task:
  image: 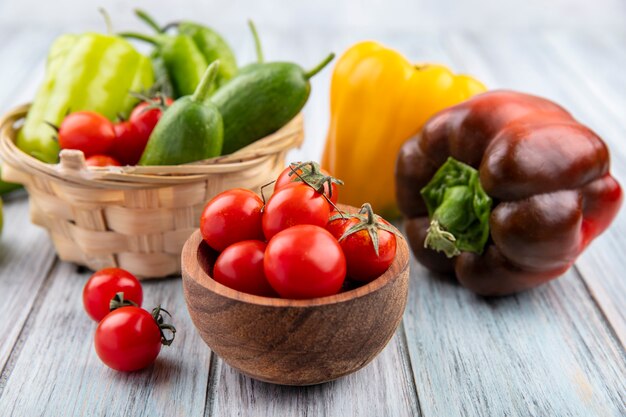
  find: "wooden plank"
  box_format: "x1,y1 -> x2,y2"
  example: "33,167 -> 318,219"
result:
208,325 -> 420,417
404,260 -> 626,417
0,263 -> 211,417
0,198 -> 56,372
444,30 -> 626,345
0,28 -> 61,373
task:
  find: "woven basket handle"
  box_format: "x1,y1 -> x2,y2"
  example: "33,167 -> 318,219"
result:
59,149 -> 87,172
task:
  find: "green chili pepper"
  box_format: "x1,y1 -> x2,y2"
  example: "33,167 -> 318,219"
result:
17,33 -> 154,163
123,10 -> 237,95
139,61 -> 223,166
122,10 -> 213,98
420,157 -> 493,257
177,22 -> 237,87
120,32 -> 207,99
148,51 -> 175,98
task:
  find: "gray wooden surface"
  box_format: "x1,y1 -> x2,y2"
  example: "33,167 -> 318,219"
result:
0,1 -> 625,416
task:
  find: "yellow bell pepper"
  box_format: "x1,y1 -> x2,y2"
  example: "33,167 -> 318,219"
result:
322,41 -> 486,217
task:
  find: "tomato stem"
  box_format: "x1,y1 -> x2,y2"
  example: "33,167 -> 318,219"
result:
260,180 -> 277,208
109,292 -> 138,312
152,306 -> 176,346
286,161 -> 345,216
329,203 -> 402,257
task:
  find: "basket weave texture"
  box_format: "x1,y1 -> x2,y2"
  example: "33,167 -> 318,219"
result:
0,105 -> 303,279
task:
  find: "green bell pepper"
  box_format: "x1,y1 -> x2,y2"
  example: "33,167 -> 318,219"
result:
17,33 -> 154,163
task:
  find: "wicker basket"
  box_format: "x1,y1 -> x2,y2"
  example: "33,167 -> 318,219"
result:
0,104 -> 304,279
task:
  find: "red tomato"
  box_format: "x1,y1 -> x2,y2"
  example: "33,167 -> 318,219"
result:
264,225 -> 346,299
83,268 -> 143,321
94,306 -> 162,372
262,184 -> 331,240
326,210 -> 397,282
200,188 -> 265,251
58,111 -> 116,157
85,155 -> 122,167
130,98 -> 173,138
213,240 -> 276,297
111,98 -> 173,165
111,121 -> 142,165
275,164 -> 339,204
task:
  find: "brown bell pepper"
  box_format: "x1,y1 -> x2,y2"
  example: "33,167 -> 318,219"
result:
395,90 -> 623,296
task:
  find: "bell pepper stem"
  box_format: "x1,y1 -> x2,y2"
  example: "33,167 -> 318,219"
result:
118,32 -> 159,46
98,8 -> 114,34
421,157 -> 493,257
134,9 -> 164,33
192,61 -> 220,103
248,20 -> 264,63
305,53 -> 335,79
424,219 -> 461,258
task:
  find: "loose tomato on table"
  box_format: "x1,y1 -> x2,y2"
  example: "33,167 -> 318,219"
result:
82,268 -> 143,322
94,306 -> 175,372
327,204 -> 398,282
85,155 -> 122,167
264,225 -> 346,299
262,183 -> 331,240
213,240 -> 276,297
200,188 -> 265,251
58,111 -> 116,157
274,161 -> 343,204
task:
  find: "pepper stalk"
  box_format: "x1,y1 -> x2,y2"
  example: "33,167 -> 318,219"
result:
420,157 -> 492,258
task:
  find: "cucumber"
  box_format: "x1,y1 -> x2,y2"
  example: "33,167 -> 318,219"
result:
212,54 -> 333,155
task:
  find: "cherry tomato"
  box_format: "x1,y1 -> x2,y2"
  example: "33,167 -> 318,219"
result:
83,268 -> 143,322
111,121 -> 142,165
326,208 -> 397,282
110,98 -> 173,165
213,240 -> 276,297
275,164 -> 339,204
85,155 -> 122,167
200,188 -> 265,251
58,111 -> 116,157
94,306 -> 162,372
129,97 -> 173,141
262,184 -> 331,240
264,225 -> 346,299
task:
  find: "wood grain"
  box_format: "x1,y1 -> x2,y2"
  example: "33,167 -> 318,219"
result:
0,29 -> 60,374
182,229 -> 410,386
0,198 -> 56,372
207,326 -> 421,417
0,262 -> 211,417
403,258 -> 626,417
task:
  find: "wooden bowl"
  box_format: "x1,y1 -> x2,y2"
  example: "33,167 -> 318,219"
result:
181,222 -> 410,386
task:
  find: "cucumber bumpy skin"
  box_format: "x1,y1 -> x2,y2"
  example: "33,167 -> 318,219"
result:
139,62 -> 223,165
212,53 -> 334,155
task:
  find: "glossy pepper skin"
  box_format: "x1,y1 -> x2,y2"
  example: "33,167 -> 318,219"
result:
16,33 -> 154,163
120,31 -> 208,99
124,10 -> 237,97
177,22 -> 238,87
322,41 -> 486,218
396,90 -> 623,296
